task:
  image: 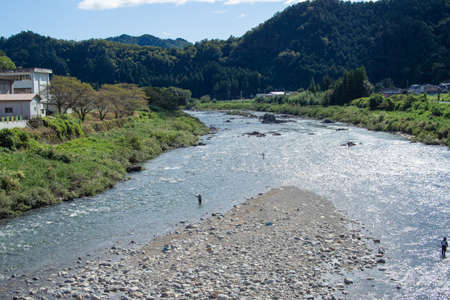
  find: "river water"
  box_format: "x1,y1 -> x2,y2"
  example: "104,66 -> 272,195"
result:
0,111 -> 449,299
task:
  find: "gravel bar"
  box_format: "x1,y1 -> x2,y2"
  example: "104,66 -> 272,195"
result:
6,186 -> 386,299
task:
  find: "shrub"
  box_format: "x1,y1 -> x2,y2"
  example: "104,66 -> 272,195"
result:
0,128 -> 30,150
12,187 -> 58,211
43,115 -> 84,140
369,94 -> 384,110
0,190 -> 13,217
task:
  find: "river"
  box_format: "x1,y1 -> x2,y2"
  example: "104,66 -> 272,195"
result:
0,111 -> 449,299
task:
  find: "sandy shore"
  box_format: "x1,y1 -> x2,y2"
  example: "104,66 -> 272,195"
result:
6,187 -> 385,299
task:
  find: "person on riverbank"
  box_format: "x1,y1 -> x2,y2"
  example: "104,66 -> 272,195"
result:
441,237 -> 448,258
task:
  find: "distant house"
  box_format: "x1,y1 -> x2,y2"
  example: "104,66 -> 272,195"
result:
424,84 -> 440,95
407,83 -> 442,95
0,68 -> 52,120
381,88 -> 403,98
408,84 -> 425,94
269,91 -> 286,96
256,91 -> 286,98
0,94 -> 43,120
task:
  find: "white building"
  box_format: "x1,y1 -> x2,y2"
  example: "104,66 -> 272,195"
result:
0,68 -> 52,120
0,94 -> 43,120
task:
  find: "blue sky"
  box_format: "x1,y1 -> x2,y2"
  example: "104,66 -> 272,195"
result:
1,0 -> 370,42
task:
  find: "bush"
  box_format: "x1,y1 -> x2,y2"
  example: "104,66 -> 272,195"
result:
43,115 -> 84,140
0,128 -> 31,150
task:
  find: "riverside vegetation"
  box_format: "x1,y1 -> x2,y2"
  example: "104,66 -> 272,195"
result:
0,111 -> 208,218
191,91 -> 450,148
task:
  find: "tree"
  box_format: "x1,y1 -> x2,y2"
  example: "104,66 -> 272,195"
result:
71,83 -> 95,121
116,83 -> 147,116
308,77 -> 319,93
168,87 -> 192,106
45,76 -> 92,114
100,84 -> 147,118
321,74 -> 332,91
0,56 -> 16,70
329,67 -> 372,105
95,87 -> 113,120
145,87 -> 180,111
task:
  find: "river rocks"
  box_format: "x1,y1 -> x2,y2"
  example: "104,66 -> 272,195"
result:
260,113 -> 288,124
244,131 -> 266,137
344,278 -> 354,285
10,187 -> 381,299
341,141 -> 357,147
126,165 -> 142,172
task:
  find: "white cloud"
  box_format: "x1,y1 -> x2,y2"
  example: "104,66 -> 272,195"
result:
238,13 -> 246,18
78,0 -> 214,10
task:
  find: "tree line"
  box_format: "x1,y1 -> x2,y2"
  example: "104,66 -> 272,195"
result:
1,0 -> 448,100
46,76 -> 192,121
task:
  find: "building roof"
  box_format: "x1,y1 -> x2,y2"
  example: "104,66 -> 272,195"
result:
0,93 -> 40,102
0,68 -> 52,74
0,68 -> 52,80
381,88 -> 403,93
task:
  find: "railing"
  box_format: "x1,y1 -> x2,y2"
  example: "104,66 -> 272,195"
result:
0,115 -> 27,122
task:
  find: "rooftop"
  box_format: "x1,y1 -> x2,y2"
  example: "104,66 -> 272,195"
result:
0,68 -> 53,80
0,93 -> 40,101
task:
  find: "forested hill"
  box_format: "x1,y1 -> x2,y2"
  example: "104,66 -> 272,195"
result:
106,34 -> 191,49
228,0 -> 450,89
0,0 -> 448,99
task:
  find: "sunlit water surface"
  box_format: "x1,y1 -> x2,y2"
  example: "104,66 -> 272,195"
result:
0,111 -> 448,299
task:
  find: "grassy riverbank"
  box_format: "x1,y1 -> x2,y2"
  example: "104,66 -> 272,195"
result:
192,96 -> 450,147
0,111 -> 208,218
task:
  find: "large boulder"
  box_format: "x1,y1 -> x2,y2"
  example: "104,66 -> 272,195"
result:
260,113 -> 283,124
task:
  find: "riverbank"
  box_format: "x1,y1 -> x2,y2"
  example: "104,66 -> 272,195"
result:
5,187 -> 388,299
0,111 -> 208,218
192,101 -> 450,148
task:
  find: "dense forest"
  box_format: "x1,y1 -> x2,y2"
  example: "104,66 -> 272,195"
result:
106,34 -> 191,49
0,0 -> 448,99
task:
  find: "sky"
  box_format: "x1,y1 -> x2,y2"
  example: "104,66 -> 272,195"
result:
1,0 -> 372,43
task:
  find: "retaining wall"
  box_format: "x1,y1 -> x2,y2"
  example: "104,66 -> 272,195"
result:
0,120 -> 28,129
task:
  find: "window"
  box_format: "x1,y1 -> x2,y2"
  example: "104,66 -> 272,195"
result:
14,88 -> 32,93
5,107 -> 13,114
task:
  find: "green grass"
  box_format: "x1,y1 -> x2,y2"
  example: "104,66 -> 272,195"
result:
0,111 -> 208,218
428,93 -> 450,102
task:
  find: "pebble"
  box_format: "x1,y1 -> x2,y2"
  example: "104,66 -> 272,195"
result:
10,187 -> 382,299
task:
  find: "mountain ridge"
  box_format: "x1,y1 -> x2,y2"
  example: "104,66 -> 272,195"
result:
105,34 -> 191,49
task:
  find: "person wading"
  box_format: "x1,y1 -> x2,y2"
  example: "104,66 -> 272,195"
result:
197,194 -> 202,206
441,237 -> 448,258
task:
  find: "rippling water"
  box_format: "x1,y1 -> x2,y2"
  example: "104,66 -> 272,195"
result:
0,111 -> 449,299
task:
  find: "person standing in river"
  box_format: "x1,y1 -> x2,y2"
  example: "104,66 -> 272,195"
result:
441,237 -> 448,258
